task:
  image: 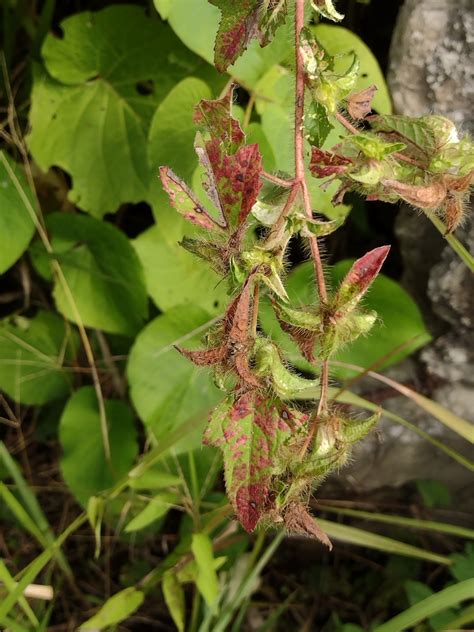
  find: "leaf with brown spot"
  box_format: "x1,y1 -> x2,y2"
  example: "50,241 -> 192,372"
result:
347,85 -> 377,120
310,148 -> 352,179
205,392 -> 293,532
160,167 -> 224,231
209,0 -> 289,73
194,87 -> 245,153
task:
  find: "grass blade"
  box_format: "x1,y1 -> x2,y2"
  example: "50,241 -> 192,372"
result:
0,560 -> 39,627
335,389 -> 474,471
373,578 -> 474,632
429,214 -> 474,272
332,363 -> 474,443
316,519 -> 451,565
0,514 -> 86,621
318,504 -> 474,539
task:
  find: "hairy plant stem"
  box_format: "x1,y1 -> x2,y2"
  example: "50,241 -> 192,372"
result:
294,0 -> 329,438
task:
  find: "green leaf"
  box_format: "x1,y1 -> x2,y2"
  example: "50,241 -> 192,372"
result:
0,311 -> 79,405
373,579 -> 474,632
191,533 -> 219,608
59,386 -> 138,505
162,571 -> 186,632
128,469 -> 182,490
0,152 -> 36,273
124,493 -> 178,532
127,306 -> 221,444
79,587 -> 145,630
153,0 -> 172,19
318,504 -> 474,540
450,544 -> 474,582
33,213 -> 147,336
134,222 -> 228,316
312,24 -> 392,115
416,480 -> 451,508
305,101 -> 334,147
149,77 -> 212,184
27,6 -> 214,216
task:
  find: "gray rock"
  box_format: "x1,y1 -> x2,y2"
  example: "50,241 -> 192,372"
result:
328,0 -> 474,496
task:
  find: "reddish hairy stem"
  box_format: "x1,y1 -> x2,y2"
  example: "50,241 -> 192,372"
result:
251,283 -> 260,337
294,0 -> 329,431
261,171 -> 294,188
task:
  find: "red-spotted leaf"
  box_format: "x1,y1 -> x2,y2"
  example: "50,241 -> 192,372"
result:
159,167 -> 225,231
335,245 -> 390,311
310,148 -> 353,179
204,391 -> 293,532
203,138 -> 263,229
194,87 -> 245,153
209,0 -> 288,72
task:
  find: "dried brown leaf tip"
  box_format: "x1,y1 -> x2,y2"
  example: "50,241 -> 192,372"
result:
346,85 -> 377,120
283,502 -> 332,549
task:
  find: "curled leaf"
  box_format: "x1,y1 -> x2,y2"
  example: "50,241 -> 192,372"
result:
382,179 -> 447,211
254,339 -> 318,399
311,0 -> 344,22
346,85 -> 377,120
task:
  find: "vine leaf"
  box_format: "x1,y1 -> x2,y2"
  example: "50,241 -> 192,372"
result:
209,0 -> 288,72
28,5 -> 208,216
204,391 -> 293,532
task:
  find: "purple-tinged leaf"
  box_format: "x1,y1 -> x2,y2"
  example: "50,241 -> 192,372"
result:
210,0 -> 261,72
194,87 -> 245,153
209,0 -> 289,73
205,139 -> 263,229
159,167 -> 224,231
335,245 -> 390,311
310,148 -> 352,179
177,275 -> 261,388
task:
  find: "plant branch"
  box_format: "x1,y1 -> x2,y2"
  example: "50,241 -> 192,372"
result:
294,0 -> 329,433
